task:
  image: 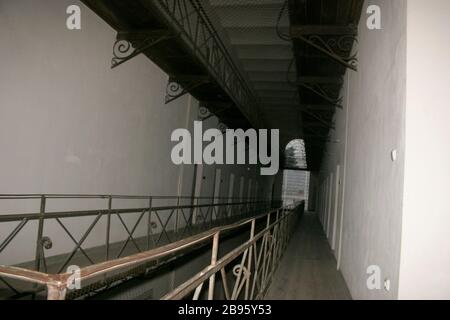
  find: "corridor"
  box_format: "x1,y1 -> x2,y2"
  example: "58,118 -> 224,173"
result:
0,0 -> 449,302
266,213 -> 351,300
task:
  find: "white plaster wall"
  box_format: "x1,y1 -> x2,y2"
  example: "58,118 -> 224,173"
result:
318,0 -> 407,299
0,0 -> 188,197
398,0 -> 450,300
318,71 -> 350,265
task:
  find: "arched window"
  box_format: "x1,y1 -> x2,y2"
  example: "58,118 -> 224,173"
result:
283,139 -> 309,208
285,139 -> 307,169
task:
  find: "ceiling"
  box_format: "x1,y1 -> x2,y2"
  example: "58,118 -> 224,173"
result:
205,0 -> 301,150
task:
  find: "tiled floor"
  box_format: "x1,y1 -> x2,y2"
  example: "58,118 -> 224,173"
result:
265,212 -> 352,300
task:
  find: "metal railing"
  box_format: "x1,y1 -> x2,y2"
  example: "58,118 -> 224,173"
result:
152,0 -> 262,127
163,202 -> 304,300
0,199 -> 303,300
0,194 -> 275,299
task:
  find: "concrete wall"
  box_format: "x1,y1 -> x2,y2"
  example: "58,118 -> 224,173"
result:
398,0 -> 450,299
317,0 -> 407,299
0,0 -> 277,269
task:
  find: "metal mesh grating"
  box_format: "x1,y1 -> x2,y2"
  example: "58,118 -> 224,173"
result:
209,3 -> 289,29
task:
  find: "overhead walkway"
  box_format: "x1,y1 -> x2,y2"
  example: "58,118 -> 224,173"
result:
265,212 -> 351,300
80,0 -> 363,172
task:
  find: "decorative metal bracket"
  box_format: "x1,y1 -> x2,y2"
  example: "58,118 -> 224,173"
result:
198,105 -> 211,120
41,236 -> 53,250
302,108 -> 336,130
217,123 -> 228,133
197,101 -> 233,123
299,82 -> 343,108
292,33 -> 358,71
165,77 -> 211,104
111,30 -> 175,69
197,106 -> 229,135
38,236 -> 53,272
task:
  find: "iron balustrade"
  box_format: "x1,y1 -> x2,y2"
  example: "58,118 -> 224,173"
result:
163,202 -> 304,300
150,0 -> 262,127
0,194 -> 275,299
0,200 -> 303,300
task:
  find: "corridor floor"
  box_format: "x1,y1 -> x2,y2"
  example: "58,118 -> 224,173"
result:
265,212 -> 352,300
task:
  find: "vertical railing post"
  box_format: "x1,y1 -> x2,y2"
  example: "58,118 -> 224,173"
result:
192,197 -> 198,226
34,195 -> 46,271
231,201 -> 234,218
47,283 -> 67,300
147,196 -> 153,250
261,212 -> 271,289
210,193 -> 216,225
281,209 -> 285,258
267,211 -> 278,279
239,199 -> 242,217
282,209 -> 287,251
175,196 -> 180,237
207,203 -> 212,229
208,232 -> 220,300
272,209 -> 280,270
105,196 -> 112,261
193,282 -> 204,300
245,219 -> 255,299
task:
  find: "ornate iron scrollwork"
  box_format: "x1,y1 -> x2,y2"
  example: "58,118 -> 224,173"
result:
233,264 -> 250,279
111,31 -> 174,69
299,82 -> 343,108
41,236 -> 53,250
111,40 -> 134,68
295,34 -> 358,71
198,106 -> 211,119
165,77 -> 210,104
165,80 -> 185,104
302,108 -> 336,130
217,122 -> 228,133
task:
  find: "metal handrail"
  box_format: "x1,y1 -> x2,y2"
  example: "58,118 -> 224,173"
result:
0,199 -> 269,222
0,194 -> 278,299
0,201 -> 303,300
0,194 -> 263,200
